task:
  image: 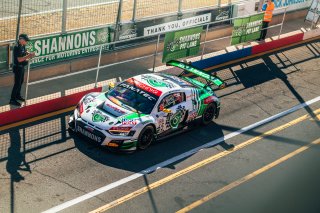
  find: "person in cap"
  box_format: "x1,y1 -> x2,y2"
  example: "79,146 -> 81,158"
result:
10,34 -> 35,107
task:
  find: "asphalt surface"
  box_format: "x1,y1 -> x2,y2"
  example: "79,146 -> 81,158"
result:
0,39 -> 319,213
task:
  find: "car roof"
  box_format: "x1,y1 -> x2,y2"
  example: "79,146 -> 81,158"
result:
131,73 -> 189,95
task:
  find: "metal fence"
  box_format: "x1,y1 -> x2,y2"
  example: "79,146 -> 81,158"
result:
20,8 -> 290,109
0,0 -> 240,43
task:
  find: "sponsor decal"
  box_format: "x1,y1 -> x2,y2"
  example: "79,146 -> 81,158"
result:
118,82 -> 158,101
92,110 -> 109,122
231,13 -> 264,45
144,13 -> 211,36
126,78 -> 162,97
121,118 -> 139,125
274,0 -> 310,8
141,75 -> 175,88
170,110 -> 184,129
215,11 -> 229,21
83,95 -> 95,105
105,103 -> 125,114
187,110 -> 198,122
77,126 -> 102,143
26,27 -> 112,66
119,29 -> 137,41
162,27 -> 202,62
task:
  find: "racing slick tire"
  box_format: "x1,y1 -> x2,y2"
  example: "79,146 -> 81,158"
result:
201,103 -> 216,125
137,125 -> 155,150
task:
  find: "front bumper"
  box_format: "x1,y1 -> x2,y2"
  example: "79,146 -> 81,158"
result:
69,111 -> 137,151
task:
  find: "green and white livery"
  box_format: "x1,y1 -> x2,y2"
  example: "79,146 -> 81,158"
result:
69,60 -> 225,152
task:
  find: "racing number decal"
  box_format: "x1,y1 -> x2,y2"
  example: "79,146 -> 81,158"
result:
92,110 -> 108,122
170,110 -> 184,129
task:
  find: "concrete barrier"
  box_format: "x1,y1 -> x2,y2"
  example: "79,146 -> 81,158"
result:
0,87 -> 101,126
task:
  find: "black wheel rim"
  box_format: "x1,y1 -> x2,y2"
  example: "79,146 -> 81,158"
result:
140,129 -> 153,147
204,106 -> 214,122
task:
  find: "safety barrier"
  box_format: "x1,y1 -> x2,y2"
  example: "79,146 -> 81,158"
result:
0,87 -> 101,126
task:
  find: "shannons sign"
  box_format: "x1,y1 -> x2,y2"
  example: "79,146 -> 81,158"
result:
144,13 -> 210,36
231,13 -> 264,45
26,27 -> 112,65
162,27 -> 202,62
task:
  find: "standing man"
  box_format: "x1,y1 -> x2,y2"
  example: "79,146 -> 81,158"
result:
10,34 -> 35,107
260,0 -> 275,41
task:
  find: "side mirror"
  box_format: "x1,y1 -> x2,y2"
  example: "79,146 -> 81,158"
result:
162,108 -> 172,114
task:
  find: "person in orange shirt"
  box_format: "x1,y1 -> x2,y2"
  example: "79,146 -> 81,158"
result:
260,0 -> 275,40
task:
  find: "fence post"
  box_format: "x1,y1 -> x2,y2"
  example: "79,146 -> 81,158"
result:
218,0 -> 222,7
114,0 -> 124,43
15,0 -> 23,41
178,0 -> 183,17
94,45 -> 103,88
152,34 -> 161,72
24,61 -> 31,106
201,24 -> 209,60
62,0 -> 68,34
278,7 -> 287,39
132,0 -> 137,22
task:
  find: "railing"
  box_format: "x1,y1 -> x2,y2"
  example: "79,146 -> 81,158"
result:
0,0 -> 243,43
22,7 -> 289,106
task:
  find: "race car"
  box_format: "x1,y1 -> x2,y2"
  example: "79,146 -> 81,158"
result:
68,60 -> 226,152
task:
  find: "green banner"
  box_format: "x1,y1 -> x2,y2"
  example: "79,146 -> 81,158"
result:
26,27 -> 113,66
162,27 -> 202,63
231,13 -> 264,45
0,45 -> 9,72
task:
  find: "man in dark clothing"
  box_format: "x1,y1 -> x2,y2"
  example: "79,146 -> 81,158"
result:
10,34 -> 35,107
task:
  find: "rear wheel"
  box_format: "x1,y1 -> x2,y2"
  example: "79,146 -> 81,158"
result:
137,125 -> 155,150
201,103 -> 216,125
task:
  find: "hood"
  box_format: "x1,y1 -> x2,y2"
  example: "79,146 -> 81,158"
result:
80,97 -> 145,130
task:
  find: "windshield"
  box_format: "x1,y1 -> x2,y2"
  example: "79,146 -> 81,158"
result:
106,81 -> 159,114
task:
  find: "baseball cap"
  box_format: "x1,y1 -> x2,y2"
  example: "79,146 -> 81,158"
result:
19,34 -> 30,41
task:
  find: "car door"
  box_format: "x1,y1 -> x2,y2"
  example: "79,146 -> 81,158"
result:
155,92 -> 187,134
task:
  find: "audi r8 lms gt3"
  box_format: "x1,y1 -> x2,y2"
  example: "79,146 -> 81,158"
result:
68,60 -> 226,152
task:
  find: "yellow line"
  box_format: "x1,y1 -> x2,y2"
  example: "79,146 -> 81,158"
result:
176,137 -> 320,213
89,108 -> 320,213
0,106 -> 75,131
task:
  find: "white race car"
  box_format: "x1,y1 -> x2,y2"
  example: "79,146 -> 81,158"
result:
68,60 -> 225,152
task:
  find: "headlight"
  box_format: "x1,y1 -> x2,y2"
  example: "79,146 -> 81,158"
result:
108,126 -> 134,136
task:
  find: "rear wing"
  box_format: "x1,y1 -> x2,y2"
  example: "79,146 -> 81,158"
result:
166,60 -> 226,89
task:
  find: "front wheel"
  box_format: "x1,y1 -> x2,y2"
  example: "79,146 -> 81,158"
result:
137,125 -> 155,150
201,103 -> 216,125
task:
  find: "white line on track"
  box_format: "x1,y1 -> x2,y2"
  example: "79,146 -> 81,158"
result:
43,95 -> 320,213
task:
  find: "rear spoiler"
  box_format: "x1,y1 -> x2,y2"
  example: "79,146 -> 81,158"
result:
166,60 -> 226,89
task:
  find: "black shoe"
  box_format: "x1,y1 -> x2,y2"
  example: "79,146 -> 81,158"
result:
16,96 -> 25,101
9,99 -> 22,107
